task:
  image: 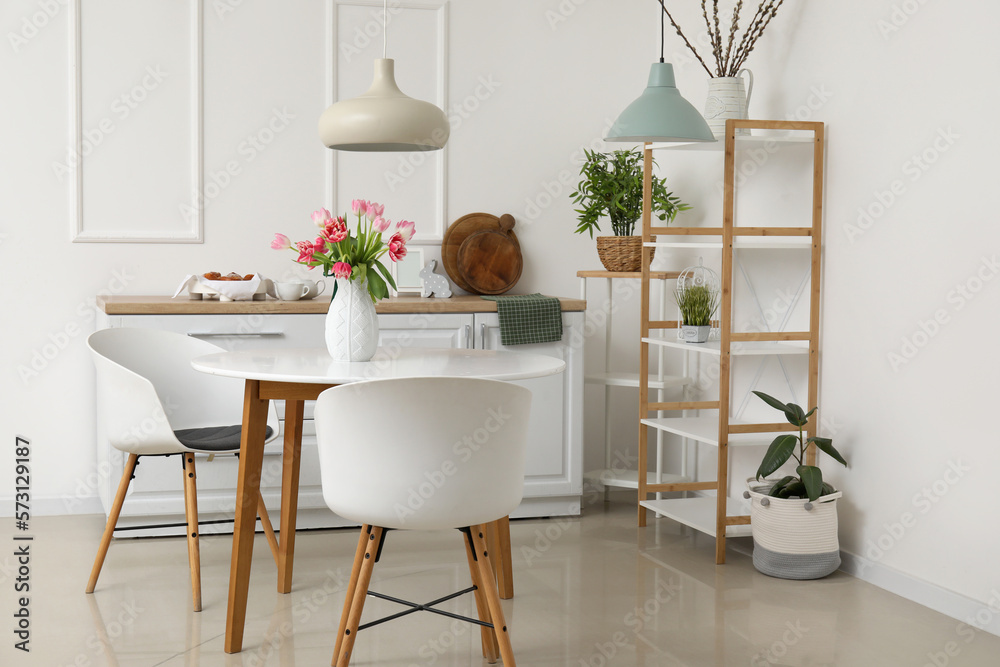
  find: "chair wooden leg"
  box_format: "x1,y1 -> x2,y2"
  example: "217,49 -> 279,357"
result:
333,526 -> 370,664
86,453 -> 139,594
257,492 -> 280,567
489,516 -> 514,599
463,530 -> 500,663
334,525 -> 382,667
182,453 -> 202,612
278,399 -> 305,594
471,525 -> 516,666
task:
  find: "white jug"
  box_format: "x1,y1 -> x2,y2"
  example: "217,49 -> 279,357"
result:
703,69 -> 753,139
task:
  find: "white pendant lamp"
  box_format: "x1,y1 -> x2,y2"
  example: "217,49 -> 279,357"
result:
319,0 -> 449,152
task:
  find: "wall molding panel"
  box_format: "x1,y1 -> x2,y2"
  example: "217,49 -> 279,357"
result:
70,0 -> 204,243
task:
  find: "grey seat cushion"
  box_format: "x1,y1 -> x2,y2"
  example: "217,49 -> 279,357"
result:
173,425 -> 274,452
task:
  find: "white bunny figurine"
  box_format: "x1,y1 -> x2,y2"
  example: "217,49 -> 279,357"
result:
419,259 -> 452,298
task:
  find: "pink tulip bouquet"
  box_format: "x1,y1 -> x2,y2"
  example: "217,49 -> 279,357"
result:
272,200 -> 414,302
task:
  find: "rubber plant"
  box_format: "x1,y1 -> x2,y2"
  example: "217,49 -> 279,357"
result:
753,391 -> 847,501
570,148 -> 689,238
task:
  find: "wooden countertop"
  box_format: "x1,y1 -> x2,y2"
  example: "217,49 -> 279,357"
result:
98,294 -> 587,315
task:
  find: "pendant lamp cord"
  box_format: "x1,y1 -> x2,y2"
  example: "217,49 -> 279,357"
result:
658,0 -> 664,62
383,0 -> 387,58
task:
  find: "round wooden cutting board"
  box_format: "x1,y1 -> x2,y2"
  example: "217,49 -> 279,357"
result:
442,212 -> 522,294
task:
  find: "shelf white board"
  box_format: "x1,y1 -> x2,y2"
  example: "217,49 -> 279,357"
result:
641,337 -> 809,356
585,372 -> 689,390
640,416 -> 780,447
644,237 -> 812,250
646,135 -> 815,152
640,496 -> 753,537
585,469 -> 689,490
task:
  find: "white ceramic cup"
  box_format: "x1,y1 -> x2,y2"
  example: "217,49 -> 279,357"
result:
302,280 -> 327,299
276,281 -> 310,301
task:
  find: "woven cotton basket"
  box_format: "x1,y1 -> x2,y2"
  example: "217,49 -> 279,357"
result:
746,478 -> 842,580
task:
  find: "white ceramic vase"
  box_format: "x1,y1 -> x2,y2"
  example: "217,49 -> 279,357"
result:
703,69 -> 753,139
325,277 -> 379,362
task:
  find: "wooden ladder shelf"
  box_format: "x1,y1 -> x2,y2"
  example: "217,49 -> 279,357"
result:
637,119 -> 826,564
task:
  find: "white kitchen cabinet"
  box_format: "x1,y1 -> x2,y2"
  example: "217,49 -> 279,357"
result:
378,312 -> 472,349
477,311 -> 584,509
95,296 -> 584,533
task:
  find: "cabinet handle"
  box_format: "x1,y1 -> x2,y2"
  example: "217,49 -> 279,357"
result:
187,332 -> 285,338
481,323 -> 487,350
465,324 -> 471,349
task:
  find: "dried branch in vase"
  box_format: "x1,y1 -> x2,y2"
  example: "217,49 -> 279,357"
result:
658,0 -> 787,78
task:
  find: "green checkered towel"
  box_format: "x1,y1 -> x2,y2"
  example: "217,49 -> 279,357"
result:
480,294 -> 563,346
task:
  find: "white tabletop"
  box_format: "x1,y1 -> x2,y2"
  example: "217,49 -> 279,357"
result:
192,346 -> 566,384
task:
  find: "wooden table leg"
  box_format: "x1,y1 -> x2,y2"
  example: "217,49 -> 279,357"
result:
277,399 -> 304,594
488,516 -> 514,599
225,380 -> 270,654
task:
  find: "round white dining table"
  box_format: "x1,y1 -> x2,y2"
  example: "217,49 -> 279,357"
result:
190,346 -> 565,653
192,345 -> 566,384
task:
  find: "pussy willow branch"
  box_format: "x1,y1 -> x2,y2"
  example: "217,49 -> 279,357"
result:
731,6 -> 766,70
712,1 -> 724,76
658,0 -> 714,77
701,2 -> 719,75
732,0 -> 785,73
722,0 -> 744,75
744,0 -> 785,68
731,0 -> 765,71
661,0 -> 786,78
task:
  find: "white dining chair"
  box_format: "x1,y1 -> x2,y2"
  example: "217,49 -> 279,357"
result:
86,327 -> 281,612
314,376 -> 532,667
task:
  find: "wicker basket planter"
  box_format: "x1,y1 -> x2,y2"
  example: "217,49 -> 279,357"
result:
745,478 -> 842,580
596,236 -> 654,272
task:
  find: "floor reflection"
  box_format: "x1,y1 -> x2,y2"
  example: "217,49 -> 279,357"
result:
27,502 -> 1000,666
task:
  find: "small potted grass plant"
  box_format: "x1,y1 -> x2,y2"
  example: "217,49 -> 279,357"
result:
744,391 -> 849,580
674,284 -> 718,343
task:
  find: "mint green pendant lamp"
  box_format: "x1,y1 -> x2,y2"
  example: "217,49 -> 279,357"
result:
606,2 -> 715,143
606,62 -> 715,143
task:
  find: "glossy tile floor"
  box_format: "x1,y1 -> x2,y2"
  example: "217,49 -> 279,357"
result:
7,500 -> 1000,666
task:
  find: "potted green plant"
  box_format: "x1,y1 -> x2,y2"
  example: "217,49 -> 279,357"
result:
674,284 -> 718,343
744,391 -> 848,580
570,148 -> 689,272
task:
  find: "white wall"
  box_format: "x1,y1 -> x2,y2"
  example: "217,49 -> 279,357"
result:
3,0 -> 998,632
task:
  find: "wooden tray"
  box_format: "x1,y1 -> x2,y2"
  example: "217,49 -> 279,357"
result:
441,213 -> 522,294
457,216 -> 522,295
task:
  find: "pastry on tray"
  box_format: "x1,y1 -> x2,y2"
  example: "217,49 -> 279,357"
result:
173,272 -> 270,301
203,272 -> 254,281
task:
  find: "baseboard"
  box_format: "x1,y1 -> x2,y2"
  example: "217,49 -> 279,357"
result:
509,495 -> 582,518
3,493 -> 584,521
840,550 -> 1000,638
0,495 -> 105,517
632,491 -> 1000,640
